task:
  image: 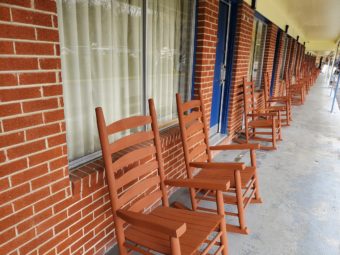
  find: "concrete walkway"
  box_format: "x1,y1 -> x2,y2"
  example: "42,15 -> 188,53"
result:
219,74 -> 340,255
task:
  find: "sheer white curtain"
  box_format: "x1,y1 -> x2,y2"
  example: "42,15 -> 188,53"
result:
58,0 -> 143,162
57,0 -> 194,164
147,0 -> 194,123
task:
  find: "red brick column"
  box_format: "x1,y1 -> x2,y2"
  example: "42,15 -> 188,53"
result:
289,39 -> 298,76
272,31 -> 285,96
227,1 -> 254,138
194,0 -> 219,126
0,0 -> 72,254
284,36 -> 294,78
261,23 -> 278,89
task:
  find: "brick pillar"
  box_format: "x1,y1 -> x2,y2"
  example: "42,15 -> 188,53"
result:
0,0 -> 71,254
227,1 -> 254,138
294,42 -> 301,76
289,39 -> 298,76
284,36 -> 294,78
272,31 -> 285,96
261,23 -> 278,90
194,0 -> 219,126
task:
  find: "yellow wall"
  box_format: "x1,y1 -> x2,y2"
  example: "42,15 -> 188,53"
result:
243,0 -> 336,53
244,0 -> 306,42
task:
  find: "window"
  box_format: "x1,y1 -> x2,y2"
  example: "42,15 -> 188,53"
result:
57,0 -> 196,166
248,17 -> 267,89
280,35 -> 289,79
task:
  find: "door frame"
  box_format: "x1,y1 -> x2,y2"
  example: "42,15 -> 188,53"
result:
219,0 -> 238,134
209,0 -> 239,135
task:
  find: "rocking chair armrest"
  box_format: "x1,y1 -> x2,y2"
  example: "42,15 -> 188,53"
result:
189,162 -> 246,171
210,143 -> 260,151
164,178 -> 230,192
117,209 -> 187,238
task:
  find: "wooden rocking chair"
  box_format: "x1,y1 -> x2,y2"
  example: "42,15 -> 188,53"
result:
287,70 -> 305,105
176,91 -> 262,235
242,78 -> 282,150
96,99 -> 230,255
263,72 -> 291,126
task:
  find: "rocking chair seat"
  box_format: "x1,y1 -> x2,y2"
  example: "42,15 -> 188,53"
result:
125,207 -> 223,255
248,119 -> 280,128
195,166 -> 256,189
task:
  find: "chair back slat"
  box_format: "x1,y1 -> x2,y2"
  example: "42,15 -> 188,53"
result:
186,121 -> 204,137
116,160 -> 159,189
109,131 -> 154,155
264,72 -> 272,105
112,146 -> 156,172
176,91 -> 212,179
117,175 -> 161,209
189,143 -> 208,162
182,100 -> 201,112
242,78 -> 256,114
95,99 -> 169,217
183,111 -> 202,126
128,190 -> 163,213
107,116 -> 152,135
187,132 -> 205,149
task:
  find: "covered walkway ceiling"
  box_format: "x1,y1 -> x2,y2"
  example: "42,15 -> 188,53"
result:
245,0 -> 340,55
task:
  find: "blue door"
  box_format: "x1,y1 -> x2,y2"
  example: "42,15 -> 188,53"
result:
210,0 -> 231,134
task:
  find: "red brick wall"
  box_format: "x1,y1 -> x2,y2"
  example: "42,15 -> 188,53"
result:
194,0 -> 219,125
0,0 -> 218,254
227,1 -> 254,139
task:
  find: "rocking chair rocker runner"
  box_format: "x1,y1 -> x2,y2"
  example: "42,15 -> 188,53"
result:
96,99 -> 230,255
176,91 -> 262,235
242,78 -> 282,150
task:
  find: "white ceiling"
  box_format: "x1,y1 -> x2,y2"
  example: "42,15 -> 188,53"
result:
281,0 -> 340,42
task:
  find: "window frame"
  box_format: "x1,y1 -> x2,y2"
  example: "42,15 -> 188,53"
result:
64,0 -> 197,169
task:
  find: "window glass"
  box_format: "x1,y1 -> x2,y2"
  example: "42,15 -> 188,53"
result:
147,0 -> 194,124
248,18 -> 267,89
57,0 -> 195,164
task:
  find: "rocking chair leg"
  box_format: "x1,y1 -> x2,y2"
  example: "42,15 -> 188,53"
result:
250,150 -> 262,203
190,188 -> 198,211
278,122 -> 282,141
272,119 -> 277,150
234,170 -> 248,234
252,175 -> 263,203
216,191 -> 228,255
170,237 -> 181,255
